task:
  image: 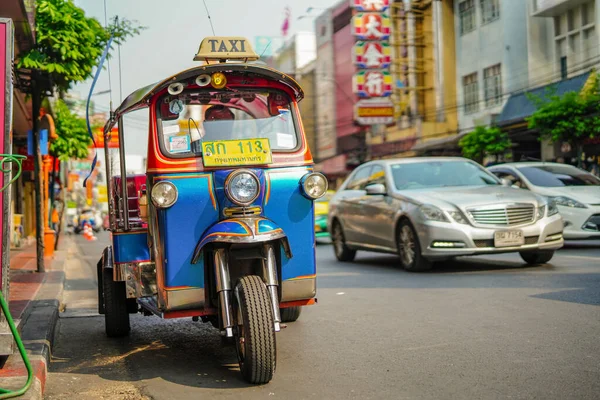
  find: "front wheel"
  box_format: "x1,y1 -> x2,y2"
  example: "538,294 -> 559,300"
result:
331,221 -> 356,262
233,275 -> 276,384
102,269 -> 130,337
397,220 -> 432,272
519,250 -> 555,265
280,306 -> 302,322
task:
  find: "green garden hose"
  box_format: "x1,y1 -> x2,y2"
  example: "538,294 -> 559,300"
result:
0,154 -> 33,398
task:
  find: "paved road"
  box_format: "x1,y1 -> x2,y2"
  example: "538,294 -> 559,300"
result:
46,232 -> 600,399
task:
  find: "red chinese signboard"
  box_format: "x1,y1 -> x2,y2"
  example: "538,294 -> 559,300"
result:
353,41 -> 391,69
352,70 -> 393,98
91,126 -> 119,148
352,0 -> 390,12
352,13 -> 391,41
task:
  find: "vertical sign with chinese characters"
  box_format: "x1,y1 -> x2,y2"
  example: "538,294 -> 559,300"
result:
351,0 -> 394,125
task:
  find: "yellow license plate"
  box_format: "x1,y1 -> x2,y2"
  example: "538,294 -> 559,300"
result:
202,139 -> 272,167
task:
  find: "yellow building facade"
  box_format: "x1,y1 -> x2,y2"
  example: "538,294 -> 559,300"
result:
368,0 -> 458,158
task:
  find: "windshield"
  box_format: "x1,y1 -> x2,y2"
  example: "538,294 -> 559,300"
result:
517,165 -> 600,187
157,89 -> 298,157
391,160 -> 500,190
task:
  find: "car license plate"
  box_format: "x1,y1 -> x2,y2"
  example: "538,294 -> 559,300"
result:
202,139 -> 272,167
494,231 -> 524,247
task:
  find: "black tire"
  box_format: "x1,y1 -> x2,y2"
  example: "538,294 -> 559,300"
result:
280,306 -> 302,322
519,250 -> 555,265
233,275 -> 276,384
397,220 -> 432,272
331,221 -> 356,262
102,269 -> 130,337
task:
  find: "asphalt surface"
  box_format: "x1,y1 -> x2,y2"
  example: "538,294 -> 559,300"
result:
45,232 -> 600,400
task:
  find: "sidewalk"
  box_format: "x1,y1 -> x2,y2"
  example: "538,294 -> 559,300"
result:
0,236 -> 71,399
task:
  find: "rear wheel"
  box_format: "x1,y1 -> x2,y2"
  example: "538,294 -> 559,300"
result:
397,220 -> 432,272
233,275 -> 276,384
102,269 -> 130,337
280,306 -> 302,322
331,221 -> 356,262
519,250 -> 555,265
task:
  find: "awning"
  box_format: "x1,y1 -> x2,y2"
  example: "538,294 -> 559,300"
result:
496,71 -> 591,127
412,132 -> 466,152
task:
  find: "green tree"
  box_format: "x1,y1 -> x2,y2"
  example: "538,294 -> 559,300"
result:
526,75 -> 600,167
17,0 -> 144,94
51,99 -> 91,161
459,125 -> 512,164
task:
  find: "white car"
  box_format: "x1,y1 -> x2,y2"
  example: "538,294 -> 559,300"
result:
488,162 -> 600,240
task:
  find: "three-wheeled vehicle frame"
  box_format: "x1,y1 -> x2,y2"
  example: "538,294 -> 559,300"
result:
96,36 -> 327,384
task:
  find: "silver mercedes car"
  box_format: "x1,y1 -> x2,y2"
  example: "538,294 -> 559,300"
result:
327,157 -> 565,271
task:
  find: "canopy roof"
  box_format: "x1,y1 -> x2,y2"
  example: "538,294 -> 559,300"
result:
108,63 -> 304,123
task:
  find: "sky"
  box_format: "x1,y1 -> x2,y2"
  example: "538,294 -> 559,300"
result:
72,0 -> 341,156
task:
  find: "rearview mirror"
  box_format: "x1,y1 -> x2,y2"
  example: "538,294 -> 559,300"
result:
500,178 -> 512,187
366,183 -> 386,195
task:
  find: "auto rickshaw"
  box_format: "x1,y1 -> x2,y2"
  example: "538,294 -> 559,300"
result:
96,36 -> 327,384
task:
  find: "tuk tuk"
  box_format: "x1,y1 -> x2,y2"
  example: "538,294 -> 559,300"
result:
96,36 -> 327,384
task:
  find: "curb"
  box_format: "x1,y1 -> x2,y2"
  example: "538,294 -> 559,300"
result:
2,238 -> 70,399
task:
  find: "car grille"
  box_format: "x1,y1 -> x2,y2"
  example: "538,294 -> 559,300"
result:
468,204 -> 535,227
474,236 -> 539,248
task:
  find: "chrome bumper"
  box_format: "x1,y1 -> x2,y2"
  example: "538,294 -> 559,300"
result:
418,215 -> 565,259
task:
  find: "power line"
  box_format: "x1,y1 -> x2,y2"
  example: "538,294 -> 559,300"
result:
203,0 -> 216,36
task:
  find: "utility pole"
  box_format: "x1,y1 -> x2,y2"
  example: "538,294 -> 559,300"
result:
31,70 -> 45,273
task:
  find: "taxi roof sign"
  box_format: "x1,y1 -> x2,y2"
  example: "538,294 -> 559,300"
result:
193,36 -> 259,62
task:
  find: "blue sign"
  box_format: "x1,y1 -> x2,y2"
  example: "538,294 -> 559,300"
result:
27,129 -> 49,156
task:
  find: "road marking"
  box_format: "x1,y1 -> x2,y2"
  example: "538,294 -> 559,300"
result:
336,292 -> 345,295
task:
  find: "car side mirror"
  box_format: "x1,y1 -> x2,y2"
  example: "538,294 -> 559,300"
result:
366,183 -> 386,195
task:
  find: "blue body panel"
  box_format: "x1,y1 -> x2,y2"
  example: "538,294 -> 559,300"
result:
263,168 -> 315,281
112,232 -> 150,264
153,166 -> 315,288
153,174 -> 219,288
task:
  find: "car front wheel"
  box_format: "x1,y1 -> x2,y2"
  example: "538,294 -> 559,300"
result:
331,221 -> 356,262
397,220 -> 432,272
519,250 -> 555,265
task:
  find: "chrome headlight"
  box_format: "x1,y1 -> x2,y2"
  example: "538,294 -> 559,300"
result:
419,204 -> 449,223
549,196 -> 587,209
448,210 -> 469,225
151,181 -> 178,208
547,200 -> 559,216
537,205 -> 546,220
225,170 -> 260,206
300,172 -> 328,199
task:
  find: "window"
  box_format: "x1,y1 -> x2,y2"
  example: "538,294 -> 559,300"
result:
560,56 -> 568,79
584,26 -> 598,62
554,16 -> 562,36
463,72 -> 479,114
484,64 -> 502,107
390,161 -> 499,191
568,9 -> 575,31
459,0 -> 476,34
517,165 -> 600,187
582,1 -> 595,26
480,0 -> 500,24
157,89 -> 298,158
367,165 -> 386,188
346,166 -> 373,191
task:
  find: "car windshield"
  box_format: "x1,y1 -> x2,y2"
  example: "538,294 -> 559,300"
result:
517,165 -> 600,187
391,160 -> 500,190
157,89 -> 298,157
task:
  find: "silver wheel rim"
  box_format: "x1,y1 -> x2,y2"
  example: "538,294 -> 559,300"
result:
332,224 -> 344,256
399,225 -> 415,266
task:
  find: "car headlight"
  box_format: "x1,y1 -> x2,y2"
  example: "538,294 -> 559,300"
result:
547,200 -> 559,216
151,181 -> 178,208
448,210 -> 469,225
225,170 -> 260,206
419,204 -> 449,223
549,196 -> 587,208
300,172 -> 328,199
537,205 -> 546,220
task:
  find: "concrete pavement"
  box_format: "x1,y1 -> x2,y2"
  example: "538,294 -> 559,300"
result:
45,233 -> 600,399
